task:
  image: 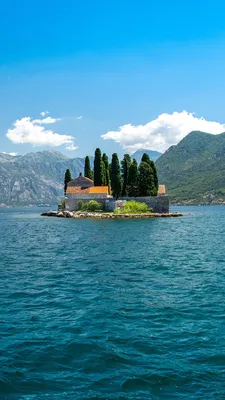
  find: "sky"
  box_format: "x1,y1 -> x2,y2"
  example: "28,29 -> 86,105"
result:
1,0 -> 225,158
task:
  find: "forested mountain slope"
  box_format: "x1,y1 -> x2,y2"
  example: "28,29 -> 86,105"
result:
156,131 -> 225,204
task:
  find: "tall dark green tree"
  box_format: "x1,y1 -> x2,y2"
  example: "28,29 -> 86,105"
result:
109,162 -> 112,184
64,168 -> 72,195
121,154 -> 131,196
94,148 -> 105,186
141,153 -> 151,164
141,153 -> 159,195
150,160 -> 158,195
102,153 -> 110,189
138,161 -> 154,196
102,161 -> 106,186
127,159 -> 139,197
84,156 -> 93,180
111,153 -> 122,198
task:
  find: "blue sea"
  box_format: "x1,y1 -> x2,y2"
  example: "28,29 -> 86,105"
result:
0,206 -> 225,399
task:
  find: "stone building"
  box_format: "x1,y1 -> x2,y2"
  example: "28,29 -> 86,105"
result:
65,175 -> 112,211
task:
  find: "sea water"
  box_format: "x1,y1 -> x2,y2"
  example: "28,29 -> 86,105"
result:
0,206 -> 225,399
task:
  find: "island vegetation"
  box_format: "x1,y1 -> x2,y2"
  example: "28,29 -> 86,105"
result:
64,148 -> 159,199
74,199 -> 152,214
114,200 -> 152,214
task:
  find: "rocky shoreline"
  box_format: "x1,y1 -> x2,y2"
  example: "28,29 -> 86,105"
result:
41,210 -> 183,219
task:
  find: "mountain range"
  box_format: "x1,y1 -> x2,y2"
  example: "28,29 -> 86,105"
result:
1,133 -> 225,205
132,149 -> 162,163
156,130 -> 225,204
0,150 -> 86,205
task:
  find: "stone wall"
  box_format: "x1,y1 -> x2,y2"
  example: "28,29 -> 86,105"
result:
106,196 -> 169,213
121,196 -> 169,213
65,194 -> 109,211
66,195 -> 169,213
105,200 -> 127,212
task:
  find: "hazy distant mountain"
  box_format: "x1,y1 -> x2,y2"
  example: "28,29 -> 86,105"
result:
132,149 -> 162,163
0,150 -> 86,205
156,131 -> 225,204
0,153 -> 19,163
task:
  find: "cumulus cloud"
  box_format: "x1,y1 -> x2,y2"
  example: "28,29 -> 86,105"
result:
6,115 -> 77,150
101,111 -> 225,153
2,152 -> 17,156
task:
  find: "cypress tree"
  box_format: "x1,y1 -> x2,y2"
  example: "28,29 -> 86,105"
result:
64,168 -> 72,195
109,162 -> 112,183
121,154 -> 131,196
150,160 -> 158,195
102,161 -> 106,186
94,148 -> 105,186
141,153 -> 150,164
127,159 -> 139,197
84,156 -> 93,180
111,153 -> 122,198
141,153 -> 159,196
102,153 -> 110,189
138,161 -> 154,196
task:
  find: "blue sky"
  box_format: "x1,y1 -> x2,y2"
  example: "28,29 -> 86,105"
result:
1,0 -> 225,157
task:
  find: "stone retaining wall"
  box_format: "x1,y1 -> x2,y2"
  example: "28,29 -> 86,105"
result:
66,195 -> 169,213
65,194 -> 108,211
119,196 -> 169,213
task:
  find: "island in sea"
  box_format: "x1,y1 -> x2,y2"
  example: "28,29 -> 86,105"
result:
42,149 -> 182,219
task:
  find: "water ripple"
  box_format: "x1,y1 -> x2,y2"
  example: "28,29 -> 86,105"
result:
0,206 -> 225,399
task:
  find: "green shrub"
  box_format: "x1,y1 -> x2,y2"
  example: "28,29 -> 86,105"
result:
77,200 -> 83,210
82,200 -> 102,212
115,200 -> 152,214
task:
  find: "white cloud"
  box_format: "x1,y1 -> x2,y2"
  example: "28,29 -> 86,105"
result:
101,111 -> 225,153
6,116 -> 76,150
40,111 -> 49,117
76,116 -> 83,120
2,152 -> 17,156
33,117 -> 60,124
66,144 -> 78,151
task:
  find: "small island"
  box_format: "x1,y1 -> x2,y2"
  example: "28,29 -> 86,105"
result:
41,149 -> 183,219
41,199 -> 183,219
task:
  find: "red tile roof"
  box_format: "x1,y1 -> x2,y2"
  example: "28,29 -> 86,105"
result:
66,186 -> 109,195
66,187 -> 90,194
89,186 -> 108,194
